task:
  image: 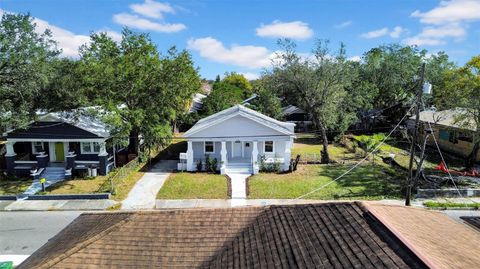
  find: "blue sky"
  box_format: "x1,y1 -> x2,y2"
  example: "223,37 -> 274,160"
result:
1,0 -> 479,79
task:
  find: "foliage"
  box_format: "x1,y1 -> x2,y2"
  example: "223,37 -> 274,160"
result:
223,72 -> 253,94
435,55 -> 480,168
0,12 -> 59,132
423,201 -> 480,209
200,81 -> 244,116
248,78 -> 283,120
267,39 -> 356,163
259,155 -> 282,172
356,133 -> 387,157
196,159 -> 203,171
37,58 -> 86,111
78,29 -> 200,154
204,154 -> 218,173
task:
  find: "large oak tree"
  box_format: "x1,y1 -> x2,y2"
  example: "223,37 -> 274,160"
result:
78,29 -> 200,154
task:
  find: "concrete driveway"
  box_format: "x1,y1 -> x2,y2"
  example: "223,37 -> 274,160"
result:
121,160 -> 177,210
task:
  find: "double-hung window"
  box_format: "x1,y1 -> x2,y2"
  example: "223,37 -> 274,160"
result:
205,141 -> 214,153
32,142 -> 44,154
264,141 -> 274,153
81,142 -> 101,154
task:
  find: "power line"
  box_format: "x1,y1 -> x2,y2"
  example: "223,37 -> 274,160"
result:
294,103 -> 415,200
421,100 -> 463,199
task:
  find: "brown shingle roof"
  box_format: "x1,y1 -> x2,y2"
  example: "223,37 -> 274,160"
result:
18,203 -> 426,269
365,202 -> 480,269
460,216 -> 480,231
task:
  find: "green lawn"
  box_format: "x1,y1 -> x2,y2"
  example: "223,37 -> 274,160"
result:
248,164 -> 403,200
157,172 -> 228,199
0,178 -> 32,195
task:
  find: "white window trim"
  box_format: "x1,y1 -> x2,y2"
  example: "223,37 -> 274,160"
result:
204,141 -> 215,153
264,141 -> 274,153
31,141 -> 45,154
80,142 -> 101,154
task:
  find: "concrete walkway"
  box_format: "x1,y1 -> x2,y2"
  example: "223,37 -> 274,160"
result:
121,160 -> 176,210
2,199 -> 116,211
227,172 -> 249,207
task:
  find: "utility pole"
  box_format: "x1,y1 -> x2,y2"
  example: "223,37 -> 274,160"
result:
406,62 -> 426,206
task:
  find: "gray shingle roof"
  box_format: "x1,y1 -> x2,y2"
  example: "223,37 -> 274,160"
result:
18,203 -> 426,269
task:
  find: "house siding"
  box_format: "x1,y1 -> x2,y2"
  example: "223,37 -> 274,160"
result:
416,123 -> 480,161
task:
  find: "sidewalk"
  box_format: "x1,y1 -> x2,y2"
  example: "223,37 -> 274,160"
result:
1,199 -> 116,211
156,198 -> 480,209
121,160 -> 176,210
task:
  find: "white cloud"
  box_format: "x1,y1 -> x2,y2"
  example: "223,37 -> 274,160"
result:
360,27 -> 389,38
113,13 -> 185,33
406,0 -> 480,46
32,17 -> 90,57
256,20 -> 313,40
1,9 -> 122,57
335,21 -> 352,29
348,55 -> 362,62
411,0 -> 480,25
361,26 -> 405,39
403,36 -> 446,46
389,26 -> 405,38
129,0 -> 174,19
187,37 -> 274,69
240,72 -> 260,80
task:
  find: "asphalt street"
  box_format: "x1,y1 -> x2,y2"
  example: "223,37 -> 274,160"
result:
0,211 -> 82,259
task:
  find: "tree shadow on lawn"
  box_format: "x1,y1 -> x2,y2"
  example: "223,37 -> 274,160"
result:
318,165 -> 405,199
0,178 -> 33,195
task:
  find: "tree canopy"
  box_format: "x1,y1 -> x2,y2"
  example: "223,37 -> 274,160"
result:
78,29 -> 200,153
0,13 -> 59,132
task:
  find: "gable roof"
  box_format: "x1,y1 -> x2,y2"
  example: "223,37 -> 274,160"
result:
413,108 -> 477,131
6,109 -> 110,139
184,104 -> 295,138
18,203 -> 426,269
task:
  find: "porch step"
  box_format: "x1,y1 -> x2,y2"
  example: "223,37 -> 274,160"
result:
42,167 -> 67,180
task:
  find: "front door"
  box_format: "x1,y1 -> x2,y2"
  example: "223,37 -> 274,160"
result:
54,142 -> 65,162
233,141 -> 242,158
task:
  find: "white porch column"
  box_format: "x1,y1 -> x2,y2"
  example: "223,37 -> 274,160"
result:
98,141 -> 108,156
283,140 -> 292,171
220,141 -> 227,175
252,141 -> 259,174
186,140 -> 194,171
5,141 -> 16,156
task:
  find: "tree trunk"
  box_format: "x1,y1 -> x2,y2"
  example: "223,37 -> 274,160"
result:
319,125 -> 330,164
466,140 -> 480,170
128,128 -> 140,155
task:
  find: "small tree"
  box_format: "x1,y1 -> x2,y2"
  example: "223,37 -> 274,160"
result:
439,55 -> 480,169
268,39 -> 357,163
356,133 -> 386,163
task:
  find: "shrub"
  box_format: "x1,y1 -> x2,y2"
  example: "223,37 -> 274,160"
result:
196,159 -> 203,171
259,155 -> 282,173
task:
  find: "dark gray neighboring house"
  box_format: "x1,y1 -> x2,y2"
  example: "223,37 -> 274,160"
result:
3,110 -> 117,177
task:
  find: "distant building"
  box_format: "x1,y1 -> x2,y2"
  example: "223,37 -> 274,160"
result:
282,105 -> 313,132
189,93 -> 207,113
407,108 -> 479,162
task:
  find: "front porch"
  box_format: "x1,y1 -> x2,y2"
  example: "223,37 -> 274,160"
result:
180,139 -> 292,175
4,139 -> 115,178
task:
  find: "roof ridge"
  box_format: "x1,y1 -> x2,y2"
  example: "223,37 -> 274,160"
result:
39,213 -> 136,269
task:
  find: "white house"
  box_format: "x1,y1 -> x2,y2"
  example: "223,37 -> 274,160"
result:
180,104 -> 295,174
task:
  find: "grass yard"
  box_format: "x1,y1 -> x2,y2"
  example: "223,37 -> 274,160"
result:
46,165 -> 144,201
46,175 -> 110,195
248,164 -> 403,200
0,178 -> 32,195
157,172 -> 228,199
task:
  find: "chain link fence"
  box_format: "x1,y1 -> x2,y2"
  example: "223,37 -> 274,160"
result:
107,157 -> 140,195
